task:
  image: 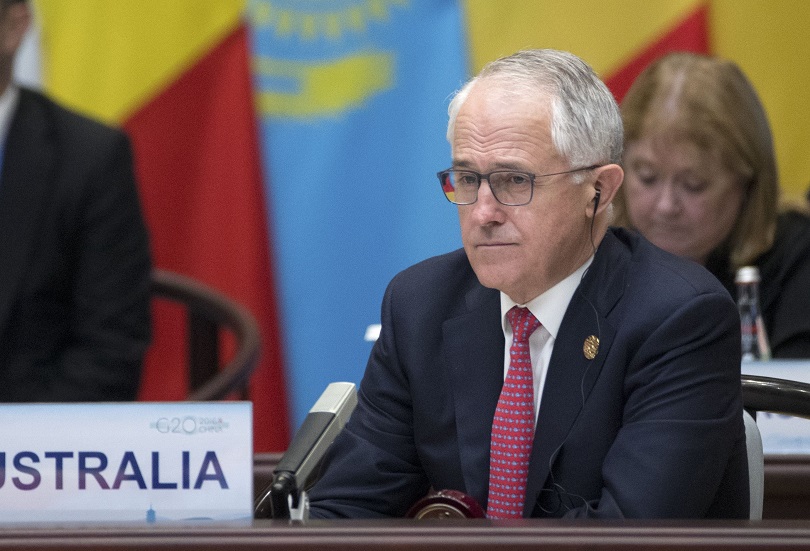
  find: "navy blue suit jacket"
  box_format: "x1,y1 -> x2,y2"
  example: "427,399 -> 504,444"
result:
308,228 -> 748,518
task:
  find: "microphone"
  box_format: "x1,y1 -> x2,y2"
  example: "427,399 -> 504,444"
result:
254,382 -> 357,519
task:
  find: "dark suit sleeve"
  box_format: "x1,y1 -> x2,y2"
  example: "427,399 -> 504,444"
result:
42,132 -> 151,401
562,290 -> 746,518
308,274 -> 431,518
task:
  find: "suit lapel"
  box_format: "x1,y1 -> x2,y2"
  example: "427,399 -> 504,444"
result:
442,283 -> 502,508
523,231 -> 628,515
0,90 -> 55,335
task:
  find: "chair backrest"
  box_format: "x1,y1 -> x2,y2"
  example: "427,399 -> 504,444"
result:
150,269 -> 261,401
741,374 -> 810,520
743,410 -> 764,520
741,375 -> 810,419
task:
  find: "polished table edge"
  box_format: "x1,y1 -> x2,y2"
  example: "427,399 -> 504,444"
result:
5,520 -> 810,549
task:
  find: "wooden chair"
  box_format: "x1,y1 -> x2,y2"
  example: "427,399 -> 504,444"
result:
150,269 -> 261,401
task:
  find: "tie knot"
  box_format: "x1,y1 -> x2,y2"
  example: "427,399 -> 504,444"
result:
507,306 -> 541,342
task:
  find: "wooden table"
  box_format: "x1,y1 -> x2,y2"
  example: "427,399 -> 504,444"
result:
4,519 -> 810,550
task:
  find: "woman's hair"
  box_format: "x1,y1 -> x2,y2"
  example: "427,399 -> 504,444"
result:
615,52 -> 778,270
446,49 -> 623,170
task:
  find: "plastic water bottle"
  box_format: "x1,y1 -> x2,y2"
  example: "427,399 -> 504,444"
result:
735,266 -> 771,361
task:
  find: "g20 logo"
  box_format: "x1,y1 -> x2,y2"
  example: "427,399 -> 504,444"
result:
153,417 -> 198,434
151,417 -> 228,435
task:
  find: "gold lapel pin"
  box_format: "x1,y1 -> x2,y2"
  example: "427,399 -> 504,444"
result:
583,335 -> 599,360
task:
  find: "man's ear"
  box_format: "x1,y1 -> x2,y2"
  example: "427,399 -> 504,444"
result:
586,164 -> 623,218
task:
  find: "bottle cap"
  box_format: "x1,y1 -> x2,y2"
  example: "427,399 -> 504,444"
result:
735,266 -> 761,284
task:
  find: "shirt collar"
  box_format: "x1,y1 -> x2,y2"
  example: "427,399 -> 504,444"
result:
500,255 -> 594,340
0,83 -> 20,149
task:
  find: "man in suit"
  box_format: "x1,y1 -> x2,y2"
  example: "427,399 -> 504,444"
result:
307,49 -> 748,518
0,0 -> 151,401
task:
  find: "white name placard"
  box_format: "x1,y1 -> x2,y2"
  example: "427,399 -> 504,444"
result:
742,360 -> 810,454
0,402 -> 252,523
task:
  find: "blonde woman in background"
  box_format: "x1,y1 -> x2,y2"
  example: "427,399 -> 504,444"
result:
615,52 -> 810,358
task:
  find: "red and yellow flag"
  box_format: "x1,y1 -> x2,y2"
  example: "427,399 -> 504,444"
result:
36,0 -> 290,452
465,0 -> 810,201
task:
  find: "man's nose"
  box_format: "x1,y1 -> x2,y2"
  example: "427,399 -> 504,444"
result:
469,179 -> 505,223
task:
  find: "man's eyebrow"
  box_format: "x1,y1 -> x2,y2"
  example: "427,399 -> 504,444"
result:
450,160 -> 530,171
492,162 -> 530,171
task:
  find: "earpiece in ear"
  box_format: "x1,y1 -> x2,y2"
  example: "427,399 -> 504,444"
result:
593,188 -> 601,215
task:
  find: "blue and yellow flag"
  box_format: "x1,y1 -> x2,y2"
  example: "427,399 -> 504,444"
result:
248,0 -> 468,424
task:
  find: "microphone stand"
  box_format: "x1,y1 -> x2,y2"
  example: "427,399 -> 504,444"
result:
254,470 -> 310,520
253,382 -> 358,520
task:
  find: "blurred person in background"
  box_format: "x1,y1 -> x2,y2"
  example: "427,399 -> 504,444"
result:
616,52 -> 810,358
0,0 -> 151,400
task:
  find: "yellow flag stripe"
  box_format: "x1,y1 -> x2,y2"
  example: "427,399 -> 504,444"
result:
711,0 -> 810,201
34,0 -> 245,124
464,0 -> 703,77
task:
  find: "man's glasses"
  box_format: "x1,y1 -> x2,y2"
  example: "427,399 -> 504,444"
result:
437,165 -> 602,206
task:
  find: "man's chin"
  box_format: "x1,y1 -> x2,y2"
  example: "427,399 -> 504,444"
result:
471,269 -> 505,289
472,269 -> 516,295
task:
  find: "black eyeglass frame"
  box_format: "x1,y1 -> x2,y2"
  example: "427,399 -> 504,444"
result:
437,164 -> 603,206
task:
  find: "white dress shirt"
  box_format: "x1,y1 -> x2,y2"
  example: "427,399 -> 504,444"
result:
0,83 -> 19,137
499,256 -> 594,420
0,83 -> 20,178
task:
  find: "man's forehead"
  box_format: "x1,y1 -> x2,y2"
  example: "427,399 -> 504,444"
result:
460,79 -> 550,119
454,85 -> 551,141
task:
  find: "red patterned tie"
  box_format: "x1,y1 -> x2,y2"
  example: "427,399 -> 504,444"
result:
487,306 -> 540,519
